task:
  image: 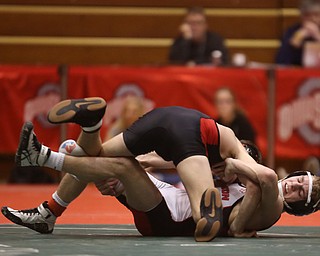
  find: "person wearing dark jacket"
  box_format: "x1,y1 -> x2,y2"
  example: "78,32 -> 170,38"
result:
169,7 -> 228,66
276,0 -> 320,66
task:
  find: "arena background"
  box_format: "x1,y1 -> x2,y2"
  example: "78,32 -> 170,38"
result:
0,1 -> 319,253
0,0 -> 319,181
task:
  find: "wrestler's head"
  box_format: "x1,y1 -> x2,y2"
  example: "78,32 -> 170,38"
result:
278,171 -> 320,216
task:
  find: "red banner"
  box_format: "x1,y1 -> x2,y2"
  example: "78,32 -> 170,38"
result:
4,65 -> 318,160
0,66 -> 61,153
67,66 -> 269,152
275,69 -> 320,158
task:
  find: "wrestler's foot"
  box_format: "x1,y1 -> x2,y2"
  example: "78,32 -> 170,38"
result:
194,188 -> 223,242
1,202 -> 56,234
15,122 -> 50,167
47,97 -> 106,131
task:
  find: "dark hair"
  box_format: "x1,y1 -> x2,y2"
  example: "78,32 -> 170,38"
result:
240,140 -> 262,164
186,6 -> 206,17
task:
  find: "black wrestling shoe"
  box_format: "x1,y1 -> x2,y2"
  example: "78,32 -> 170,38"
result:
1,202 -> 56,234
47,97 -> 107,128
15,122 -> 50,167
194,188 -> 223,242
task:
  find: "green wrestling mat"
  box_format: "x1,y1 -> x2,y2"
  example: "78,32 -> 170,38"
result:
0,224 -> 319,256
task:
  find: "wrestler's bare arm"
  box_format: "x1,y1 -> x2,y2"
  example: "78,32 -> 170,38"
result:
233,160 -> 282,231
216,125 -> 262,236
214,159 -> 262,236
227,181 -> 261,237
222,158 -> 282,233
217,124 -> 256,164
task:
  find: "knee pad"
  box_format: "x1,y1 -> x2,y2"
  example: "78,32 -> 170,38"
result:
59,139 -> 86,156
59,139 -> 86,181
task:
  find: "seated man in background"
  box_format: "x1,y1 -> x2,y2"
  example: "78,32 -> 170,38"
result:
169,7 -> 228,66
276,0 -> 320,66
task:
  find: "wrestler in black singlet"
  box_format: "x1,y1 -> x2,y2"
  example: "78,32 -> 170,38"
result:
123,106 -> 223,166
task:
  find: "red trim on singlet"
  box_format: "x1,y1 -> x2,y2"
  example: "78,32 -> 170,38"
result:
200,118 -> 219,145
200,118 -> 219,154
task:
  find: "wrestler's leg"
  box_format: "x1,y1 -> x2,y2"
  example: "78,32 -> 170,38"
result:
77,130 -> 102,156
40,96 -> 107,210
53,124 -> 120,211
4,131 -> 101,228
3,129 -> 160,234
176,155 -> 222,242
176,155 -> 215,221
62,155 -> 161,211
1,140 -> 87,234
2,98 -> 109,232
24,126 -> 161,211
52,95 -> 119,208
55,174 -> 87,203
16,121 -> 161,212
99,133 -> 133,157
73,131 -> 163,213
32,123 -> 220,238
53,130 -> 103,210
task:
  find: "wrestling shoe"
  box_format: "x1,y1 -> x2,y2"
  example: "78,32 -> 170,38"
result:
15,122 -> 50,167
47,97 -> 107,129
194,188 -> 223,242
1,202 -> 56,234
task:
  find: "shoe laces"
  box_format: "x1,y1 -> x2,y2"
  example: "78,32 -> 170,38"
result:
31,132 -> 41,152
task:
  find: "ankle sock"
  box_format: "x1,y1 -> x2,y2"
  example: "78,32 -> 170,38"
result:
44,151 -> 65,171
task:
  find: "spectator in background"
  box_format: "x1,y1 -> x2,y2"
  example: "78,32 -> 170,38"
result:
169,7 -> 228,66
276,0 -> 320,66
303,156 -> 320,176
214,87 -> 256,143
277,156 -> 319,179
105,95 -> 145,140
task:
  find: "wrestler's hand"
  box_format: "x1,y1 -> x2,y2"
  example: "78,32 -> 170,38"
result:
211,160 -> 237,183
95,178 -> 124,197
